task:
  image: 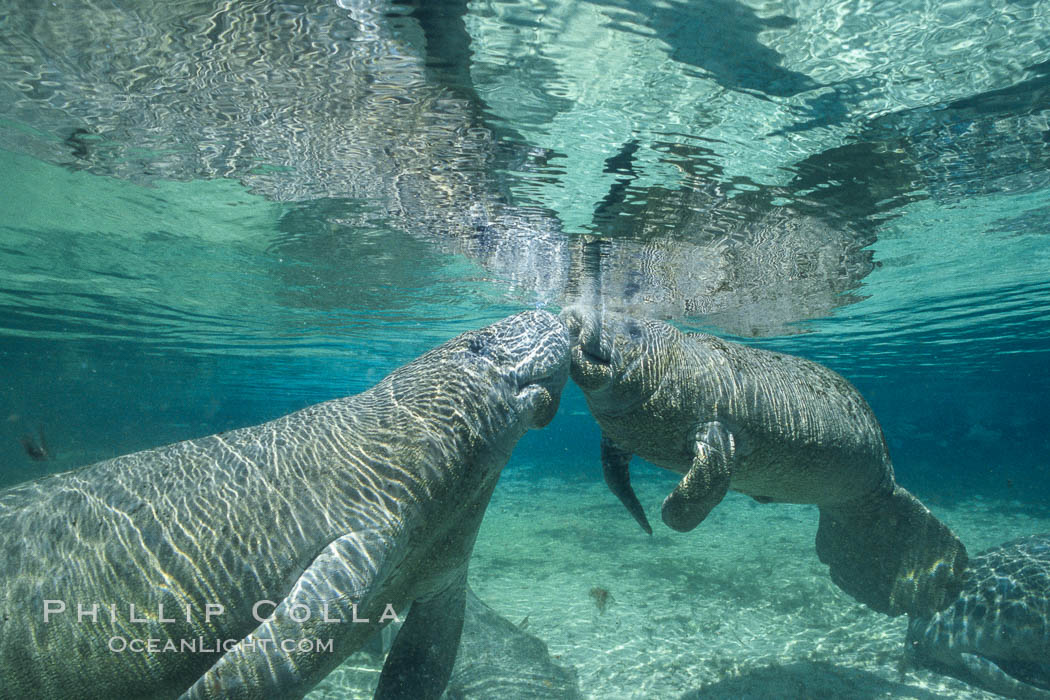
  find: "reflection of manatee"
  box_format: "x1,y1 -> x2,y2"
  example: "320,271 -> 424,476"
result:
0,1 -> 876,337
577,140 -> 877,336
0,311 -> 569,699
574,206 -> 872,337
563,307 -> 967,618
0,0 -> 572,304
907,534 -> 1050,699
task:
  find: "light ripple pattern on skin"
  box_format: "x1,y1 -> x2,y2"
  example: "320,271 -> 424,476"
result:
562,305 -> 966,619
907,534 -> 1050,700
0,310 -> 569,700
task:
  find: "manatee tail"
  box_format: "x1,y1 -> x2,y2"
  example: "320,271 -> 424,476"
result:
815,485 -> 968,617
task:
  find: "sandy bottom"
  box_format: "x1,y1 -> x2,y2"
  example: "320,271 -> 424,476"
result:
310,465 -> 1050,699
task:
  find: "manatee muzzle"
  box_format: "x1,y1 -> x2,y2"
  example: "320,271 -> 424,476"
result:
502,310 -> 570,427
561,306 -> 617,390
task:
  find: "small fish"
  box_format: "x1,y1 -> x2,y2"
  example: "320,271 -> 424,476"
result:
20,427 -> 50,462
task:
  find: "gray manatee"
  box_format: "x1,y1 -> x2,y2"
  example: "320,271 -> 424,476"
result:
562,306 -> 966,618
906,534 -> 1050,699
0,310 -> 569,700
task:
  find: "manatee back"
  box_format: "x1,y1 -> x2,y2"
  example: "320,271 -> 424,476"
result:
677,333 -> 893,505
906,534 -> 1050,693
0,398 -> 389,698
0,364 -> 479,698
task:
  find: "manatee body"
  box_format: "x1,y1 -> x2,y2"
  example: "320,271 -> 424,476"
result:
563,306 -> 966,618
0,310 -> 569,700
907,534 -> 1050,699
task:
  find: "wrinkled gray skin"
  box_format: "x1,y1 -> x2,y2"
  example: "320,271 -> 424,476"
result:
563,306 -> 966,618
0,310 -> 569,700
907,534 -> 1050,699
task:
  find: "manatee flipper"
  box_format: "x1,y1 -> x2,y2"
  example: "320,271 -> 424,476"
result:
661,421 -> 733,533
180,529 -> 399,700
374,570 -> 467,700
601,434 -> 652,535
815,485 -> 968,617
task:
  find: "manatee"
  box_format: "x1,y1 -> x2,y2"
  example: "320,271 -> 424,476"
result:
906,534 -> 1050,699
562,306 -> 966,617
0,310 -> 569,700
359,586 -> 582,700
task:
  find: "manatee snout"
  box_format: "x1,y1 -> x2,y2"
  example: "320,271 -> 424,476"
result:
505,310 -> 571,427
561,305 -> 616,391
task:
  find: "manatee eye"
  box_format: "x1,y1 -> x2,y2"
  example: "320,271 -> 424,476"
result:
627,322 -> 643,340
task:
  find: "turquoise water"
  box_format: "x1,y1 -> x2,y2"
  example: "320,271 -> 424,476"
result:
1,0 -> 1049,697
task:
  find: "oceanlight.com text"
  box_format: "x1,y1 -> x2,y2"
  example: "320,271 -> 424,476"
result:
107,636 -> 334,654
